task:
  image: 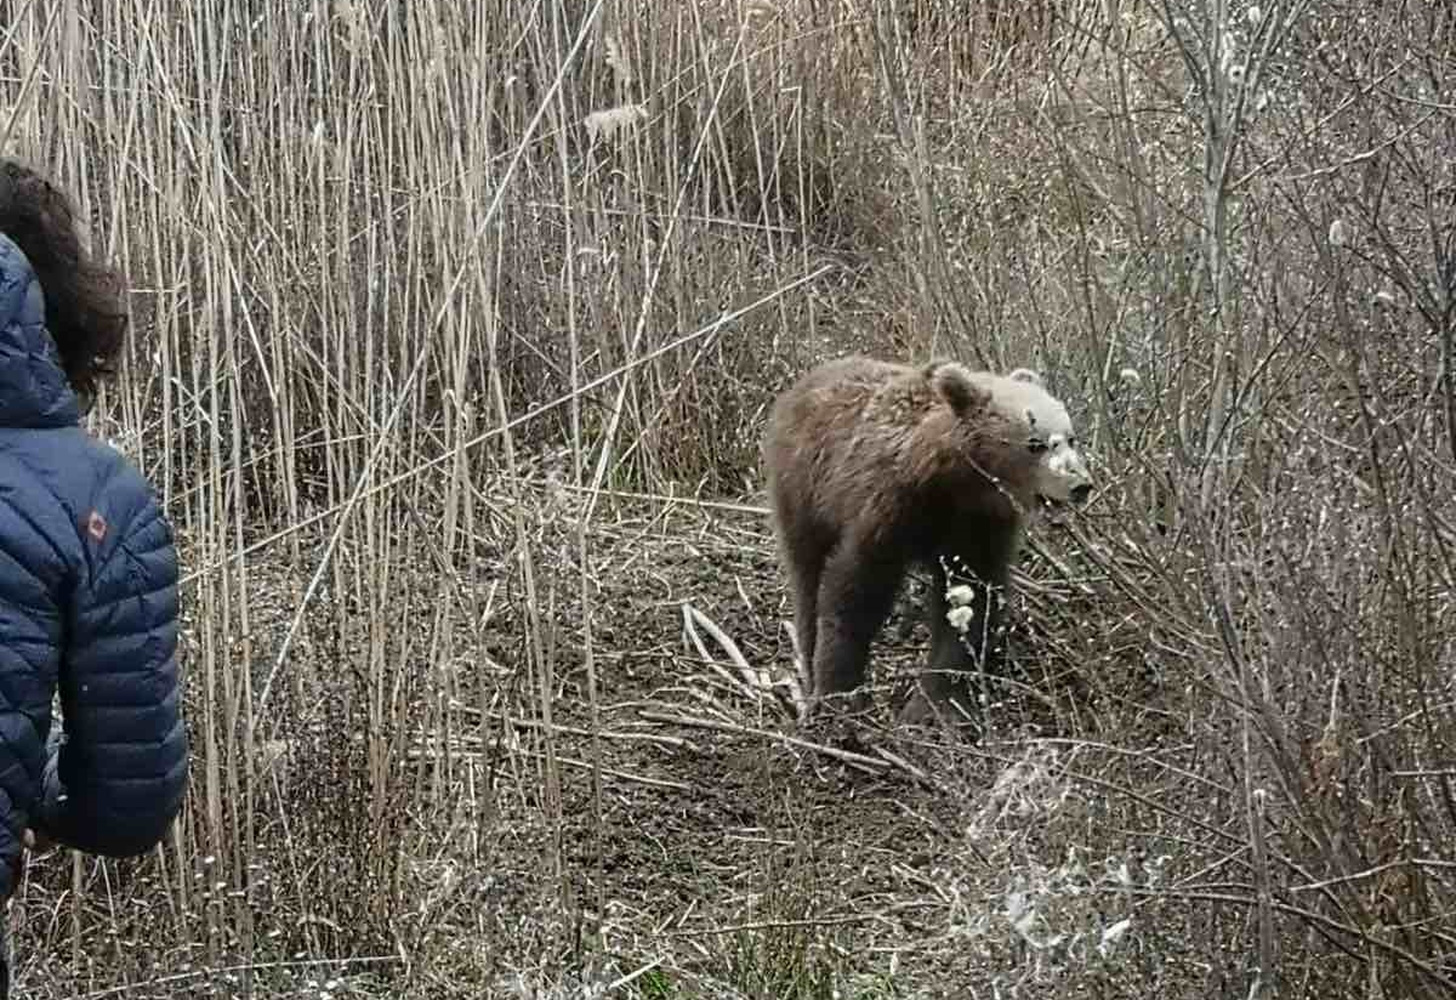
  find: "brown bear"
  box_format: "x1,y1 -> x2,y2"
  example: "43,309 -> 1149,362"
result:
762,355 -> 1093,728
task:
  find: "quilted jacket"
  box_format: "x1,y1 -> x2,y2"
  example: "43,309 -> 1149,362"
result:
0,233 -> 187,898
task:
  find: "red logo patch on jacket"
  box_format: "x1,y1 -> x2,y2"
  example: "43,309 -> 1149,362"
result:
84,510 -> 108,543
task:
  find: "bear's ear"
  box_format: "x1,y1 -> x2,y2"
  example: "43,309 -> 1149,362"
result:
926,361 -> 988,416
1007,367 -> 1043,386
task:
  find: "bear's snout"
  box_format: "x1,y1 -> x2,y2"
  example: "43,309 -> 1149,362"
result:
1036,443 -> 1092,505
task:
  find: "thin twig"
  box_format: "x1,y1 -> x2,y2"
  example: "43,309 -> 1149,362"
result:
407,746 -> 691,793
442,706 -> 702,752
638,708 -> 889,775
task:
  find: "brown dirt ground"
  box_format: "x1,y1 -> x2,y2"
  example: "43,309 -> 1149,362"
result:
436,493 -> 1122,997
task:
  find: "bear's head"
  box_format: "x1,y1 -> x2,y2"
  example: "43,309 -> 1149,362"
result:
929,362 -> 1094,507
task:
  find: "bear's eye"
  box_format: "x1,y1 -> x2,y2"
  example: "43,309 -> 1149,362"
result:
1028,439 -> 1048,454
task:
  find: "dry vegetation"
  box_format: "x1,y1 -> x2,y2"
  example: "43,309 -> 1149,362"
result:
2,0 -> 1455,996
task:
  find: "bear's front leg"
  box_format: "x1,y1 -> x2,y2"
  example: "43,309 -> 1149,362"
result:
811,540 -> 903,715
899,559 -> 1006,732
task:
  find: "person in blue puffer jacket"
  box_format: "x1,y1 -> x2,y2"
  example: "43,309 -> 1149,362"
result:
0,159 -> 188,992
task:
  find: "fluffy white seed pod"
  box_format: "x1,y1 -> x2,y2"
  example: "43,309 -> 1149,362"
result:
947,605 -> 975,633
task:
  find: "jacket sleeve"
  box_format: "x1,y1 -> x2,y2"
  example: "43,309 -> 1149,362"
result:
35,467 -> 188,857
0,499 -> 64,897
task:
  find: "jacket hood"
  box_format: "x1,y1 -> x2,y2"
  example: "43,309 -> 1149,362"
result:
0,232 -> 79,428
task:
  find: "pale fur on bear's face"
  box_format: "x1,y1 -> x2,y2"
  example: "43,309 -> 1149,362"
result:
963,366 -> 1093,505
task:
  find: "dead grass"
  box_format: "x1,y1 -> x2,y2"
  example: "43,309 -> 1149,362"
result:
2,0 -> 1455,997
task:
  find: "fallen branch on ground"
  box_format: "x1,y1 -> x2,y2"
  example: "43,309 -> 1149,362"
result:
639,707 -> 908,779
681,602 -> 805,720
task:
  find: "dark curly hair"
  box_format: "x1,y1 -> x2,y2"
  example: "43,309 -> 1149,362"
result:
0,159 -> 128,405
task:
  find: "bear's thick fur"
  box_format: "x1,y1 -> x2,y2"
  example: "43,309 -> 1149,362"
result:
763,355 -> 1091,727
